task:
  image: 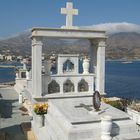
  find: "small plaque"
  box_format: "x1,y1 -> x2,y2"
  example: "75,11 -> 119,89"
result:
93,91 -> 101,111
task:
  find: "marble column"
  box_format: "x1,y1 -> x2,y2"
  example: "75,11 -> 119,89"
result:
96,40 -> 106,95
89,40 -> 98,73
32,37 -> 43,97
60,83 -> 63,93
88,82 -> 94,93
26,71 -> 30,80
75,83 -> 78,93
57,57 -> 63,74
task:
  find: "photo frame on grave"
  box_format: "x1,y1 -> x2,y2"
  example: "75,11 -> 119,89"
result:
93,91 -> 101,111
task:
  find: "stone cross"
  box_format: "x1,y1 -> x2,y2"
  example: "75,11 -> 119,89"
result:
75,103 -> 107,115
75,103 -> 93,111
61,2 -> 78,28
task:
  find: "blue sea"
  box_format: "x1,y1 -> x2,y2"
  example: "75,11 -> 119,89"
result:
105,61 -> 140,100
0,61 -> 140,99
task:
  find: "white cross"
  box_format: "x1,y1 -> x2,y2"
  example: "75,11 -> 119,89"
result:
61,2 -> 78,28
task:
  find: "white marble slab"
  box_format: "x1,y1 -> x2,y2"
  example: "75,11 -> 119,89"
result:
32,97 -> 140,140
49,97 -> 130,124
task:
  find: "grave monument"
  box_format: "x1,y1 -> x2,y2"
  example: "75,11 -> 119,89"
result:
22,2 -> 140,140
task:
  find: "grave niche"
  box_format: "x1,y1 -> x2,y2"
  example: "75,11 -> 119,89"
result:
63,79 -> 74,93
78,79 -> 89,92
63,59 -> 74,73
48,80 -> 60,94
21,71 -> 26,78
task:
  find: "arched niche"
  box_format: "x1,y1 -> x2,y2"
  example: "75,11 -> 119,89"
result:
48,80 -> 60,94
63,79 -> 74,93
78,79 -> 89,92
63,59 -> 74,73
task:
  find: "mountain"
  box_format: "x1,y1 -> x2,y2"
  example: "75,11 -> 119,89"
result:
0,31 -> 140,59
106,32 -> 140,59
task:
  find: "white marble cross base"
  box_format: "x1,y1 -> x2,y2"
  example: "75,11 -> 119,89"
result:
88,107 -> 107,115
61,25 -> 79,29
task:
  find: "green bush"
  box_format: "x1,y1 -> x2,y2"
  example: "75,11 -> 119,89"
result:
108,100 -> 125,111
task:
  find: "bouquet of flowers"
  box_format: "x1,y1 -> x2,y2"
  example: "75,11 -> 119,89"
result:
33,103 -> 48,115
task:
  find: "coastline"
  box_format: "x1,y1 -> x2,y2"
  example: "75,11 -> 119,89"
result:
0,60 -> 140,100
0,81 -> 15,88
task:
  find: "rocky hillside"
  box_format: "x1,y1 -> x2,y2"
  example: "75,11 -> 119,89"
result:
0,31 -> 140,59
106,32 -> 140,59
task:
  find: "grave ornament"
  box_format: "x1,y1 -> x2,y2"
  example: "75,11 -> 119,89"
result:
93,91 -> 101,111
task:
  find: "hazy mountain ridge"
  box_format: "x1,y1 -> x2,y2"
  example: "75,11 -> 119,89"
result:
106,32 -> 140,59
0,31 -> 140,59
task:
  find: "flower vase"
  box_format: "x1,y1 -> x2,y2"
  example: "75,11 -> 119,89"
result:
36,114 -> 44,128
83,58 -> 89,74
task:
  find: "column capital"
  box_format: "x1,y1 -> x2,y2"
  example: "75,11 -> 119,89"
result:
89,39 -> 106,47
32,37 -> 43,46
98,40 -> 106,47
89,39 -> 99,47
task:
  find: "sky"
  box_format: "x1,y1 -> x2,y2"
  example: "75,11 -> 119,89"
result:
0,0 -> 140,38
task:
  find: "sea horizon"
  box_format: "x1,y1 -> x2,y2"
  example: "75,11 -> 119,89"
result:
0,60 -> 140,100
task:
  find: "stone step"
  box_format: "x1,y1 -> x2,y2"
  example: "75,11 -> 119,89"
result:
113,132 -> 140,140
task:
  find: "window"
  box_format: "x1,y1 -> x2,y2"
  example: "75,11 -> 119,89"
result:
63,79 -> 74,93
78,79 -> 89,92
21,72 -> 26,78
48,80 -> 60,94
63,60 -> 74,73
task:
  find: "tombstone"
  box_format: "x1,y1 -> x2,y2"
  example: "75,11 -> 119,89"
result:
32,96 -> 140,140
29,2 -> 140,140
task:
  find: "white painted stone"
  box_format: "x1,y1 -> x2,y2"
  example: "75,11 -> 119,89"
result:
61,2 -> 78,29
34,114 -> 44,128
43,74 -> 95,95
89,40 -> 98,73
19,93 -> 23,104
101,115 -> 112,140
32,97 -> 140,140
14,79 -> 27,93
26,71 -> 30,80
96,41 -> 106,95
29,3 -> 108,139
82,57 -> 90,74
23,63 -> 27,70
20,2 -> 140,140
16,72 -> 19,79
32,38 -> 43,97
31,28 -> 106,39
57,54 -> 79,75
127,107 -> 140,125
41,54 -> 95,95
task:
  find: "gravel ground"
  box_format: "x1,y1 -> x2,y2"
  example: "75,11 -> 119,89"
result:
0,87 -> 31,140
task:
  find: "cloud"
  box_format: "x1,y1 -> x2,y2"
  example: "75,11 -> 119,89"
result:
0,29 -> 31,41
83,22 -> 140,35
